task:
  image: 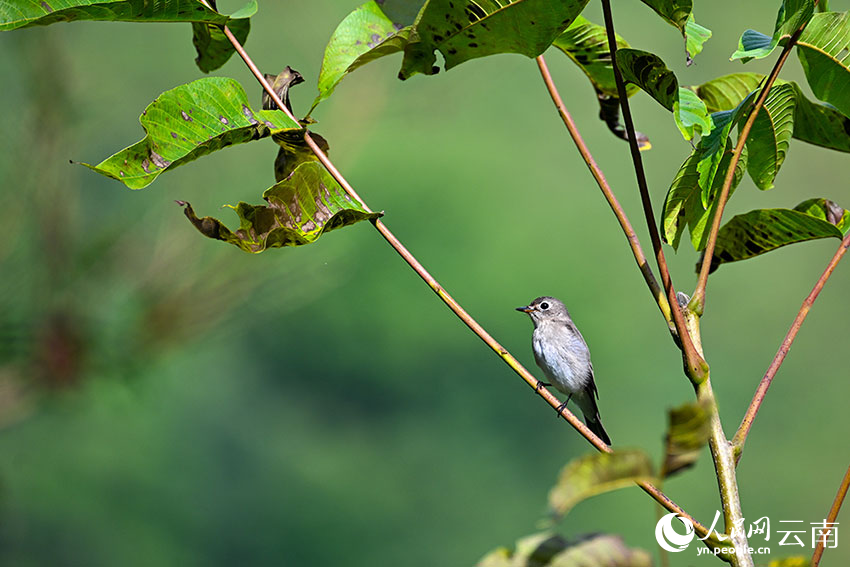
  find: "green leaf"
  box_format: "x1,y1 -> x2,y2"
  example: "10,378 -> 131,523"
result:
398,0 -> 590,80
710,198 -> 850,269
662,142 -> 748,250
615,48 -> 712,141
0,0 -> 257,72
548,450 -> 654,520
695,74 -> 850,153
551,16 -> 635,98
639,0 -> 712,62
797,11 -> 850,118
82,77 -> 300,190
745,83 -> 796,190
661,401 -> 711,478
177,161 -> 382,253
551,17 -> 650,149
767,558 -> 811,567
477,533 -> 652,567
312,1 -> 414,111
731,0 -> 815,62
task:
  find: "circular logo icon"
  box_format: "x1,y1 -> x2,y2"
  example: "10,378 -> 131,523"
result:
655,512 -> 695,552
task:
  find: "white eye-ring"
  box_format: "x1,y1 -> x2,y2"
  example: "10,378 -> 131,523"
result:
540,302 -> 550,310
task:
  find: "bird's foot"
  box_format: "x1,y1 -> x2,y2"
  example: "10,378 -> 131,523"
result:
536,381 -> 551,392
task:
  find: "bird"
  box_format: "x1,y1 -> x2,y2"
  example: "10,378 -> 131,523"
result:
516,296 -> 611,445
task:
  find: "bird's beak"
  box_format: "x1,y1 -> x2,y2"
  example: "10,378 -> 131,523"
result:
516,305 -> 533,313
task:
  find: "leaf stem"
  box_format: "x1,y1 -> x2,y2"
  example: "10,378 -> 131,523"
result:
812,461 -> 850,567
691,25 -> 807,314
207,6 -> 715,546
732,233 -> 850,458
599,0 -> 707,383
534,55 -> 673,331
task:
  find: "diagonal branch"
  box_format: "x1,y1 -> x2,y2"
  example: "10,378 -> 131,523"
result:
812,461 -> 850,567
203,7 -> 717,545
599,0 -> 706,383
534,55 -> 673,331
733,233 -> 850,458
691,25 -> 809,314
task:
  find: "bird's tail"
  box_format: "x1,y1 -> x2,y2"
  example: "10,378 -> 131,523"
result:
584,414 -> 611,446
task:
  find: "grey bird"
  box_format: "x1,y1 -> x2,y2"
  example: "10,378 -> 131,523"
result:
516,296 -> 611,445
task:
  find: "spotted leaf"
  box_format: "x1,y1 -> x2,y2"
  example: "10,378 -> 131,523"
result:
399,0 -> 589,79
82,77 -> 300,190
0,0 -> 257,72
177,162 -> 382,253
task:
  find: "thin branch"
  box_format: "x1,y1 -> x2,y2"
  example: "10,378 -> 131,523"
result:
206,11 -> 715,543
599,0 -> 707,383
691,27 -> 806,314
534,55 -> 673,330
733,233 -> 850,457
812,462 -> 850,567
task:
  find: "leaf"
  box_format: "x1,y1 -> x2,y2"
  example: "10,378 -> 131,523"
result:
694,74 -> 850,153
615,48 -> 712,141
661,401 -> 711,478
638,0 -> 712,63
661,141 -> 748,250
548,450 -> 654,520
0,0 -> 257,72
709,198 -> 850,270
177,161 -> 383,253
551,17 -> 649,149
551,16 -> 635,98
731,0 -> 815,62
477,533 -> 652,567
82,77 -> 300,190
745,83 -> 796,190
312,1 -> 413,111
768,558 -> 811,567
398,0 -> 590,80
263,67 -> 305,112
797,11 -> 850,118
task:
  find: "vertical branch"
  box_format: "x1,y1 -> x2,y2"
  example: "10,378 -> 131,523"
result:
598,0 -> 707,382
812,462 -> 850,567
733,233 -> 850,457
534,56 -> 673,329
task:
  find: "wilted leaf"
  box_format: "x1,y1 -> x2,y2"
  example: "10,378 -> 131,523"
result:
708,198 -> 850,270
312,1 -> 413,111
639,0 -> 712,63
177,161 -> 382,253
661,401 -> 711,478
0,0 -> 257,72
477,532 -> 652,567
548,450 -> 654,520
262,67 -> 305,112
797,11 -> 850,118
272,130 -> 330,183
731,0 -> 814,62
615,48 -> 712,141
82,77 -> 300,190
399,0 -> 589,79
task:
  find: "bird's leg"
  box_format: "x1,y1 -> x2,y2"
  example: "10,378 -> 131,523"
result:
555,394 -> 573,417
535,381 -> 551,392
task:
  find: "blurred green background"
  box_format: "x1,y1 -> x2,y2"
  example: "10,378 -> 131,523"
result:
1,1 -> 848,565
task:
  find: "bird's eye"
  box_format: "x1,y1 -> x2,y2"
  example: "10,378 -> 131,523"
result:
540,302 -> 549,310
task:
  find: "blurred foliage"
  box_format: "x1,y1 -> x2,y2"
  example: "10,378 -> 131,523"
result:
0,1 -> 849,567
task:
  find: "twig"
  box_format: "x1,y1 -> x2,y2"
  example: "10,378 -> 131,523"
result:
534,56 -> 673,331
205,6 -> 716,545
599,0 -> 707,383
812,462 -> 850,567
733,233 -> 850,457
691,26 -> 808,314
